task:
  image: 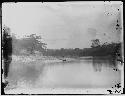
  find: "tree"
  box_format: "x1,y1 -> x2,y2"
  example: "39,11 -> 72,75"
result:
91,39 -> 100,48
2,25 -> 12,79
21,34 -> 47,54
2,25 -> 12,57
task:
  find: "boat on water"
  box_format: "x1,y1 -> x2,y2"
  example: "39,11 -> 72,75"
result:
62,59 -> 66,62
59,58 -> 67,62
59,56 -> 67,62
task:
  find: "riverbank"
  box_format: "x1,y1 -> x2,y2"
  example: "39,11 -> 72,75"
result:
12,55 -> 79,64
11,55 -> 120,65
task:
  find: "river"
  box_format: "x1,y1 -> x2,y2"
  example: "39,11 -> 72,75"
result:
6,57 -> 122,92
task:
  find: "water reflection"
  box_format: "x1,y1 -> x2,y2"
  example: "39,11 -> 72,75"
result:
38,58 -> 121,88
8,61 -> 46,88
7,57 -> 121,89
92,56 -> 119,72
92,57 -> 102,72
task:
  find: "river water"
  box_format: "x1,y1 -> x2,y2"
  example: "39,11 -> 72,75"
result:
7,57 -> 122,90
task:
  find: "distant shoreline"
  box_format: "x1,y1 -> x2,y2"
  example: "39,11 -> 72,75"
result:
12,55 -> 114,63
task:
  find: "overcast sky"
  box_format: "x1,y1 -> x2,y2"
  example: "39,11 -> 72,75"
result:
2,2 -> 123,49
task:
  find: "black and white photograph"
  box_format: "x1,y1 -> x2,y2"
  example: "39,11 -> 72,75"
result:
1,1 -> 124,94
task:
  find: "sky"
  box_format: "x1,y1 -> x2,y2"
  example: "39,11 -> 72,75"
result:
2,2 -> 123,49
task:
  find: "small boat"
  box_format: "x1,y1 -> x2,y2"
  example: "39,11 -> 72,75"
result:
62,59 -> 66,62
59,58 -> 67,62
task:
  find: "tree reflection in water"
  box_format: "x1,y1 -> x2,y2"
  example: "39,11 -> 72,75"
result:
92,56 -> 117,72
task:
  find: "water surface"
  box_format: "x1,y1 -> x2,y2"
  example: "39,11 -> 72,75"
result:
8,58 -> 121,89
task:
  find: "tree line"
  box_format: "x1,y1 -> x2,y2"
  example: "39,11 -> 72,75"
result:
2,26 -> 47,55
43,42 -> 122,58
2,26 -> 122,58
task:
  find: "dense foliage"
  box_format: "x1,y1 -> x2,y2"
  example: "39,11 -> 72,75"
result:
2,26 -> 47,55
2,26 -> 122,58
44,42 -> 122,57
12,34 -> 47,55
